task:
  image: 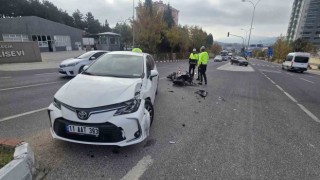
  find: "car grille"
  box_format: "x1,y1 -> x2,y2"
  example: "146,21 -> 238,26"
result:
53,118 -> 126,143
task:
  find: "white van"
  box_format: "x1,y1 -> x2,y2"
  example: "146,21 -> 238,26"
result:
282,52 -> 310,73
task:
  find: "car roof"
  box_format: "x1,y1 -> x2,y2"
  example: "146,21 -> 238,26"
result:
288,52 -> 310,57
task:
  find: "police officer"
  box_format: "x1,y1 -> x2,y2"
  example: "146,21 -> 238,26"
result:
198,46 -> 209,85
132,48 -> 143,53
189,48 -> 198,78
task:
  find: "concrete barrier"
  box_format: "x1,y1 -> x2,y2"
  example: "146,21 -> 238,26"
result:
0,42 -> 42,64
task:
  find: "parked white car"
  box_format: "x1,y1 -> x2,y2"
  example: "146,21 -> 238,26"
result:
282,52 -> 310,73
59,51 -> 109,76
48,51 -> 159,146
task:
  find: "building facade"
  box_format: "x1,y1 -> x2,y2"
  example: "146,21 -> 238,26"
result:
287,0 -> 320,49
0,16 -> 83,52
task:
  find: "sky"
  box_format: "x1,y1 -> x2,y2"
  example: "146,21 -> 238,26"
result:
49,0 -> 294,44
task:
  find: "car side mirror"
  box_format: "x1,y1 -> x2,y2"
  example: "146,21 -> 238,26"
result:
83,65 -> 89,72
90,56 -> 96,60
150,70 -> 158,80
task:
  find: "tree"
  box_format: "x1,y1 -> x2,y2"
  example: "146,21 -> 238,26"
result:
210,43 -> 222,55
72,9 -> 85,30
145,0 -> 153,16
206,33 -> 214,47
163,3 -> 175,29
102,19 -> 112,32
113,23 -> 132,48
291,38 -> 316,53
273,36 -> 292,62
189,26 -> 207,50
165,26 -> 180,53
134,2 -> 163,53
85,12 -> 101,34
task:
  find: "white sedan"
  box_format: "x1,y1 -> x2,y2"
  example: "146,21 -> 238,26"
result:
59,51 -> 108,76
48,51 -> 159,146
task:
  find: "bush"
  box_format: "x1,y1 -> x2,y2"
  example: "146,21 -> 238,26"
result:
0,145 -> 14,168
318,64 -> 320,70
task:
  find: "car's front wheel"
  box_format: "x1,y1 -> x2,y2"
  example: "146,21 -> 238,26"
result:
145,100 -> 154,125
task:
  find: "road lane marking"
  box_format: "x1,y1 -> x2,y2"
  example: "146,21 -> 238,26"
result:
34,72 -> 58,76
159,77 -> 167,80
0,108 -> 47,122
300,78 -> 315,84
297,104 -> 320,123
261,72 -> 319,123
0,77 -> 11,79
0,81 -> 63,91
121,155 -> 153,180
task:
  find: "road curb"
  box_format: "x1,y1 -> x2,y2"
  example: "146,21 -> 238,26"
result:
156,59 -> 187,63
0,141 -> 36,180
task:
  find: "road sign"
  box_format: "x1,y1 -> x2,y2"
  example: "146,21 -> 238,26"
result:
268,47 -> 273,57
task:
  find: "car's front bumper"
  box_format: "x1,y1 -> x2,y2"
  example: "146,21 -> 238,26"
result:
290,67 -> 307,71
59,66 -> 76,76
47,100 -> 151,146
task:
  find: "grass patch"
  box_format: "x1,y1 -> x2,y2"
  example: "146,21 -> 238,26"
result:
0,145 -> 14,169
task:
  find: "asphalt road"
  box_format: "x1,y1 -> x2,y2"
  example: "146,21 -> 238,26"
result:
1,59 -> 320,179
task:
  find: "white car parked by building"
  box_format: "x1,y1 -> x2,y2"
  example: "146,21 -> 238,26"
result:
59,51 -> 109,76
48,51 -> 159,146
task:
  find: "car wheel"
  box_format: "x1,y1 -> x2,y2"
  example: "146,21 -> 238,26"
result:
145,100 -> 154,125
281,65 -> 284,70
78,66 -> 85,74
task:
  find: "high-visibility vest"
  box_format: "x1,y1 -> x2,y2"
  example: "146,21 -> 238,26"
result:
189,53 -> 198,60
132,48 -> 142,53
199,51 -> 209,65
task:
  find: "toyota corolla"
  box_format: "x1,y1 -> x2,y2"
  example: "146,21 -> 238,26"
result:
48,51 -> 159,146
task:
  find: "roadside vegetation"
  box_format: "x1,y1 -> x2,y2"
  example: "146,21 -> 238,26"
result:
0,0 -> 221,57
0,145 -> 14,169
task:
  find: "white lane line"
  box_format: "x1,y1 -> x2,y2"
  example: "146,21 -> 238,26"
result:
34,72 -> 58,76
297,104 -> 320,123
0,81 -> 63,91
0,77 -> 11,79
300,78 -> 315,84
159,77 -> 167,80
121,155 -> 153,180
261,72 -> 319,123
0,108 -> 47,122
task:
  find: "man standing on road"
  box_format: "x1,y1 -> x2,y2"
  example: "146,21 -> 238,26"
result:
189,48 -> 198,79
198,46 -> 209,85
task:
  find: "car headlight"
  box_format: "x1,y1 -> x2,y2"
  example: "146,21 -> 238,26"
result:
53,98 -> 61,110
66,62 -> 79,67
114,91 -> 141,116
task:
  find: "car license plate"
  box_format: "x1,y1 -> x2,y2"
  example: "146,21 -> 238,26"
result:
67,125 -> 99,136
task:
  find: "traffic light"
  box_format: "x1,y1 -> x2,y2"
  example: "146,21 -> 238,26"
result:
227,32 -> 230,37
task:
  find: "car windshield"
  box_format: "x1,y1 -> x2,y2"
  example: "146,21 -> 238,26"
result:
294,56 -> 309,63
84,54 -> 144,78
76,51 -> 96,59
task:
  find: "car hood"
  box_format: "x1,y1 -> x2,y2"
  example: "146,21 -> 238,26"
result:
55,74 -> 142,108
60,58 -> 85,65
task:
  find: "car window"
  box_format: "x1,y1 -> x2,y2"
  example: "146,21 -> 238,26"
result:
147,55 -> 155,70
76,51 -> 97,59
85,54 -> 144,78
286,56 -> 293,61
294,56 -> 309,63
146,56 -> 154,77
91,52 -> 106,59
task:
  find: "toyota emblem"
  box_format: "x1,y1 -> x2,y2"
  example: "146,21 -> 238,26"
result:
77,111 -> 88,120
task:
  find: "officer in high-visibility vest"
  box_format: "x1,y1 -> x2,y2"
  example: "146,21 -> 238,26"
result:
189,48 -> 198,78
132,48 -> 143,53
198,46 -> 209,85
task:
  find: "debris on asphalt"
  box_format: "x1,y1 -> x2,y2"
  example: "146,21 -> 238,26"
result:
168,90 -> 174,93
195,90 -> 208,98
182,124 -> 186,127
194,111 -> 199,114
218,96 -> 226,102
233,109 -> 237,111
167,71 -> 197,86
169,141 -> 176,144
90,155 -> 94,158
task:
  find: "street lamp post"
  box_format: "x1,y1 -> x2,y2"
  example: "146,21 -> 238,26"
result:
132,0 -> 135,47
242,0 -> 262,48
240,28 -> 254,49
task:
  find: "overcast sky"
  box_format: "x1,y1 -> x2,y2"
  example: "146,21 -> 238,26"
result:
49,0 -> 294,43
